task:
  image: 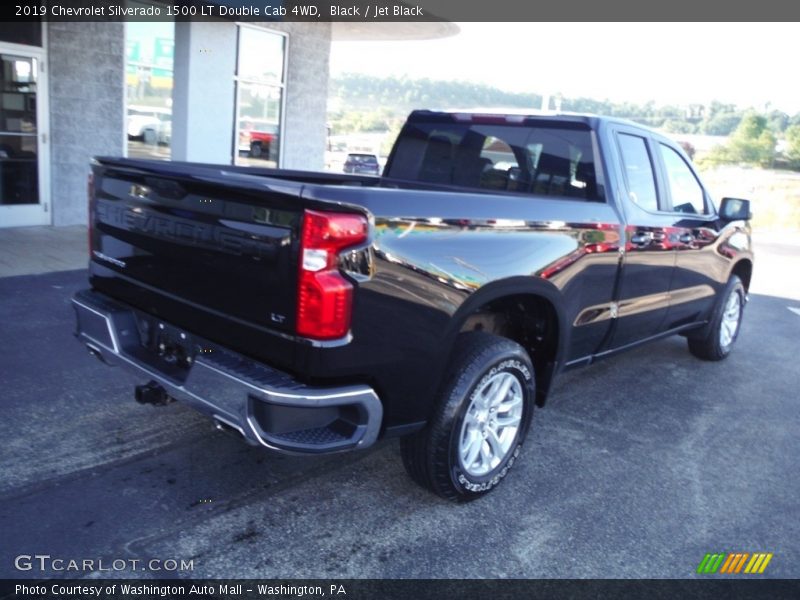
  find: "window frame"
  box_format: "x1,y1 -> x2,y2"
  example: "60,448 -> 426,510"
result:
233,23 -> 288,167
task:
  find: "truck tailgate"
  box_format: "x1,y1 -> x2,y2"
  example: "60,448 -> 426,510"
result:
89,159 -> 305,339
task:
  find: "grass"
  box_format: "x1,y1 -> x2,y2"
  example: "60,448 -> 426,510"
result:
697,166 -> 800,233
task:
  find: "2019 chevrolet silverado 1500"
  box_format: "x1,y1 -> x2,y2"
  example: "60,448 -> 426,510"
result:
73,110 -> 754,500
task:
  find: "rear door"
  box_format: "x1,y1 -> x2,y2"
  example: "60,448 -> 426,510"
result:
606,126 -> 676,349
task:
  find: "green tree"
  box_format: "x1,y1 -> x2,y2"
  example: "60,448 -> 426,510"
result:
380,118 -> 404,157
702,113 -> 776,168
786,124 -> 800,167
663,120 -> 696,134
701,112 -> 742,136
767,110 -> 790,133
729,113 -> 776,166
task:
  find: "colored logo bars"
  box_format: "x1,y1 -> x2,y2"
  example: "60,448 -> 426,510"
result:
697,552 -> 773,574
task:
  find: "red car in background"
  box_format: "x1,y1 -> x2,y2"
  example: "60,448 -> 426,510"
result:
239,121 -> 278,159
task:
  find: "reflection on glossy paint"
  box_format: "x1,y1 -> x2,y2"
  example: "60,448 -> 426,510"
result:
538,223 -> 621,280
373,218 -> 624,291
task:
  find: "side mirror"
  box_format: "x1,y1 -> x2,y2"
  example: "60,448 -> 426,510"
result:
719,197 -> 752,221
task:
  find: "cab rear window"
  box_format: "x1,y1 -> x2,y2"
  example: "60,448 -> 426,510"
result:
386,119 -> 603,201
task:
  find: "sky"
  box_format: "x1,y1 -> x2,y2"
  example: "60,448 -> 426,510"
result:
330,23 -> 800,114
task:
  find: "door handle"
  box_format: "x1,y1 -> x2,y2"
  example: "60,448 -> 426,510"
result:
679,233 -> 695,244
630,231 -> 654,246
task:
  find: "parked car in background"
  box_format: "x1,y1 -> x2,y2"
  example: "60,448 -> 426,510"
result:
126,106 -> 171,146
238,120 -> 279,159
157,116 -> 171,146
343,153 -> 381,175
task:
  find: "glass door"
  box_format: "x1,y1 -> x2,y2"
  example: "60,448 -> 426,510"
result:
0,47 -> 49,227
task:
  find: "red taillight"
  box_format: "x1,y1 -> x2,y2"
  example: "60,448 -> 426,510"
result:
87,173 -> 95,255
296,210 -> 368,340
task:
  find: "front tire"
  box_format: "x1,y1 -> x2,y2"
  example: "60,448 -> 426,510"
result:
688,275 -> 745,361
400,332 -> 535,501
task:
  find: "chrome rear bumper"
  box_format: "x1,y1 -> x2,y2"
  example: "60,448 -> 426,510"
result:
72,289 -> 382,454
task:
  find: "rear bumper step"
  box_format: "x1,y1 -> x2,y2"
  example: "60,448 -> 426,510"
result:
72,289 -> 382,454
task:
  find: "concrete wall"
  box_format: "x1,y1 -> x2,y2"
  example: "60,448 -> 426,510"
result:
171,21 -> 237,164
48,22 -> 125,226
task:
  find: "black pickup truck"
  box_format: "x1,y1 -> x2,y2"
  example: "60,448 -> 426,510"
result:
73,110 -> 753,500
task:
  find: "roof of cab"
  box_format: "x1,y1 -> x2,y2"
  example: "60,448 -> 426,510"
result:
407,108 -> 655,135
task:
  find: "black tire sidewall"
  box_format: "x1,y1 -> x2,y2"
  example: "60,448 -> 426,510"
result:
446,350 -> 534,497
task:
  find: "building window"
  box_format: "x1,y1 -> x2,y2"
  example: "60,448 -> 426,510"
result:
0,54 -> 40,208
0,22 -> 42,47
234,26 -> 286,168
125,14 -> 174,160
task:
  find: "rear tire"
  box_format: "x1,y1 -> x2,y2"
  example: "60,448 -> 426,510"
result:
400,332 -> 535,501
688,275 -> 745,361
249,142 -> 263,158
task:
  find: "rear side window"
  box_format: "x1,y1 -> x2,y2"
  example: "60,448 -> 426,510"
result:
617,134 -> 659,212
386,119 -> 603,201
658,144 -> 707,214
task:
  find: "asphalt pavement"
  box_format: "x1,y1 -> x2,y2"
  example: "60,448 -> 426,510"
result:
1,243 -> 798,579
